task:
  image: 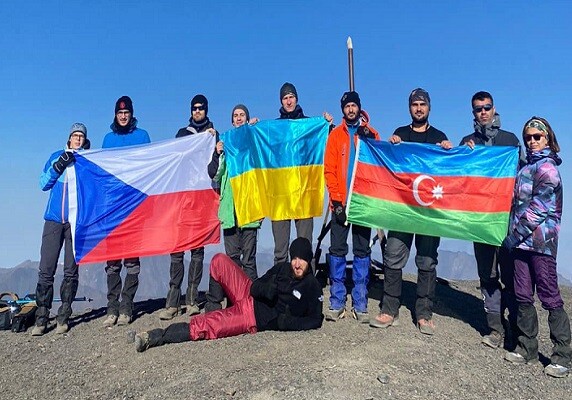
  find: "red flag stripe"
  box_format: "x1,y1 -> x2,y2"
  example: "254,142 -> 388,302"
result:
353,162 -> 515,213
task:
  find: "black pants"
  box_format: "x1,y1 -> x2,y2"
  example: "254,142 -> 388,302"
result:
380,231 -> 439,321
474,242 -> 516,334
106,258 -> 141,317
165,247 -> 204,308
35,221 -> 79,326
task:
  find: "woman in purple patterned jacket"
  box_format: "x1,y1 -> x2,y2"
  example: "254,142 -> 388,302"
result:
502,117 -> 571,378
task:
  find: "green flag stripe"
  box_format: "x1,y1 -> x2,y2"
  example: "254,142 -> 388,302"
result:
348,193 -> 508,245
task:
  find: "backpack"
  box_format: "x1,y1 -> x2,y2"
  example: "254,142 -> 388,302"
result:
0,292 -> 20,331
0,292 -> 37,332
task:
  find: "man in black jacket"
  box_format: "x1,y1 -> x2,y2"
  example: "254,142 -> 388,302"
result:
133,237 -> 323,352
460,91 -> 522,349
158,94 -> 218,321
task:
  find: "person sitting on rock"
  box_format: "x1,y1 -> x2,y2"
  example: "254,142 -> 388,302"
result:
133,238 -> 324,352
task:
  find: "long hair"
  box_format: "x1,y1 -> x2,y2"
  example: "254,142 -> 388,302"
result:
522,116 -> 560,153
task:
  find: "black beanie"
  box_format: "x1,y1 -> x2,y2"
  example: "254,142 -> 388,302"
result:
115,96 -> 133,114
191,94 -> 209,115
280,82 -> 298,100
289,237 -> 313,264
340,91 -> 361,110
231,104 -> 250,124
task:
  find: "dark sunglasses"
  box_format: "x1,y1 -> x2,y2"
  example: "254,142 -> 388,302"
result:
473,104 -> 493,113
525,133 -> 546,142
192,105 -> 206,111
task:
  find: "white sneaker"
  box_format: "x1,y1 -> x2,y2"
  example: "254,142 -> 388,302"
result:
544,363 -> 569,378
351,309 -> 370,324
55,322 -> 69,334
31,325 -> 46,336
102,314 -> 118,328
117,314 -> 132,326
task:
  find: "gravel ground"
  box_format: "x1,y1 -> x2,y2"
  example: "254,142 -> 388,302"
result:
1,274 -> 570,400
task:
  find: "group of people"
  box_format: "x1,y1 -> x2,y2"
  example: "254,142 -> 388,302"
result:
31,83 -> 570,378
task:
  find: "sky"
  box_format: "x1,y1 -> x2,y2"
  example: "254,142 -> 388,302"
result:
1,1 -> 571,279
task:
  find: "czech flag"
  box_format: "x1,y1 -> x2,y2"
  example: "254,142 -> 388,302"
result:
347,140 -> 519,245
67,134 -> 220,264
222,117 -> 329,227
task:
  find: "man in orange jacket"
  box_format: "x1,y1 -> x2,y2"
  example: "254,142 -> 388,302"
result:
324,91 -> 380,323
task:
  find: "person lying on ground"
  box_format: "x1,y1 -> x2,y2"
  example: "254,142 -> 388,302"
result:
133,237 -> 324,352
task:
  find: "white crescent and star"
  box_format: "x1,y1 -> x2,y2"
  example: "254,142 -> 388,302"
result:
412,175 -> 444,207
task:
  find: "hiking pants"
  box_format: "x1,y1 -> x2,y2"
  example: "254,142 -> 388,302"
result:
380,231 -> 439,320
189,254 -> 257,340
328,218 -> 371,311
474,242 -> 516,333
105,257 -> 140,317
512,249 -> 572,366
206,227 -> 257,312
35,221 -> 79,326
271,218 -> 313,264
166,247 -> 204,308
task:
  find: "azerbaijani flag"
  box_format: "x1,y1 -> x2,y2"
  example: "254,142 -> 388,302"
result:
347,140 -> 519,245
67,134 -> 220,264
222,117 -> 329,227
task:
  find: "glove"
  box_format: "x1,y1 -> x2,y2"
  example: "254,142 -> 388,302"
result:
53,151 -> 75,174
332,200 -> 346,224
357,126 -> 375,139
501,235 -> 519,251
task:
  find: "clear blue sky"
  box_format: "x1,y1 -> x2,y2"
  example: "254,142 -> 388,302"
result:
1,1 -> 571,279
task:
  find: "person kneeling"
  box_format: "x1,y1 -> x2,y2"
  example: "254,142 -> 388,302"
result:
134,237 -> 323,352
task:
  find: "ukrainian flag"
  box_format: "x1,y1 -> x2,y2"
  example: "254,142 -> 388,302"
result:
221,117 -> 329,227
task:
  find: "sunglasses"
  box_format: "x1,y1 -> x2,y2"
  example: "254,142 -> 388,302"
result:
525,133 -> 546,142
192,105 -> 206,111
472,104 -> 493,113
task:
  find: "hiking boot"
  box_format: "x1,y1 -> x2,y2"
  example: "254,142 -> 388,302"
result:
544,363 -> 570,378
159,307 -> 180,320
135,332 -> 150,353
351,309 -> 370,324
186,304 -> 200,316
504,351 -> 527,364
117,314 -> 132,326
417,318 -> 435,335
370,313 -> 399,329
482,330 -> 504,349
103,314 -> 118,328
325,308 -> 346,321
31,324 -> 46,336
55,322 -> 69,334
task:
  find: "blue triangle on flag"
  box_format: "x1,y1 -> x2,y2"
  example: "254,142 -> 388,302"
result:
73,155 -> 148,262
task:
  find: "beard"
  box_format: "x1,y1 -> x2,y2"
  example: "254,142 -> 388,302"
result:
412,114 -> 428,125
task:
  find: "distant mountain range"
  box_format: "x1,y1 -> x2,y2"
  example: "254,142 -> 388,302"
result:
2,248 -> 570,310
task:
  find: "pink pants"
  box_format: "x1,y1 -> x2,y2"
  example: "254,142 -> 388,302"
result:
189,254 -> 258,340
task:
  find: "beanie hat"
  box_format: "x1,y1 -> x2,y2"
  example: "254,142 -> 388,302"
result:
289,237 -> 313,264
191,94 -> 208,114
340,91 -> 361,110
231,104 -> 250,124
115,96 -> 134,114
69,122 -> 87,137
409,88 -> 431,107
68,122 -> 89,149
280,82 -> 298,100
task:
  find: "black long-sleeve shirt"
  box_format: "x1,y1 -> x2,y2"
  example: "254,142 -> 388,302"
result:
250,262 -> 323,332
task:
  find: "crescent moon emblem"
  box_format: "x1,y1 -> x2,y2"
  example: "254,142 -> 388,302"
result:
412,175 -> 436,207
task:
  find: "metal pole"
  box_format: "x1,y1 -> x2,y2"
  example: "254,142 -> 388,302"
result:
347,36 -> 354,91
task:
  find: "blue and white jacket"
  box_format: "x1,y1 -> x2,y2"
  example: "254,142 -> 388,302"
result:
40,149 -> 73,223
